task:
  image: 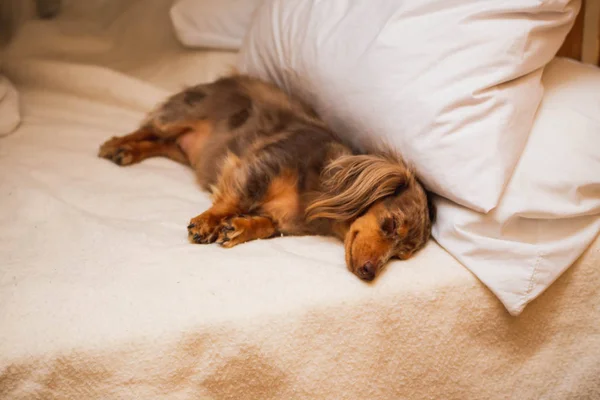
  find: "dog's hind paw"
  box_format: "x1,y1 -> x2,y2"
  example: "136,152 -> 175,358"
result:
98,139 -> 136,166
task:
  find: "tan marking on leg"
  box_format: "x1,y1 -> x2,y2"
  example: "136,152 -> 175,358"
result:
100,140 -> 189,166
261,169 -> 300,233
216,216 -> 277,248
98,128 -> 155,159
208,151 -> 242,202
152,119 -> 197,137
188,152 -> 244,243
176,120 -> 214,165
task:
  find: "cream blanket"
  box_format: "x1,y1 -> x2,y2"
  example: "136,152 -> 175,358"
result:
1,1 -> 599,399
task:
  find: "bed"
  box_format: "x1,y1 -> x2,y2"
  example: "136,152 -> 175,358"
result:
1,1 -> 599,399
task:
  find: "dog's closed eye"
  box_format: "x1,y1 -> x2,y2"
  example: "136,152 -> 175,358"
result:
380,217 -> 396,236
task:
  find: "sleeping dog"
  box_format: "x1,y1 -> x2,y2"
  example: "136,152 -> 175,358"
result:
99,74 -> 434,281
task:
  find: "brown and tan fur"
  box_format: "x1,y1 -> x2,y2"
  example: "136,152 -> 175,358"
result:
99,74 -> 434,281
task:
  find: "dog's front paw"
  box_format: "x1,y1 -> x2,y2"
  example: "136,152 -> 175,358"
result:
187,213 -> 223,244
215,218 -> 246,248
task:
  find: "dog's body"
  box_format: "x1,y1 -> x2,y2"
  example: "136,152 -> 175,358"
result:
99,74 -> 433,281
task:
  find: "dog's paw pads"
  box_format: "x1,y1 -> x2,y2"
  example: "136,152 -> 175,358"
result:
187,214 -> 221,244
98,141 -> 135,166
111,147 -> 134,165
216,218 -> 245,248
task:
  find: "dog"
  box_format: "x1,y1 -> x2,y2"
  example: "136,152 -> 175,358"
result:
98,74 -> 434,281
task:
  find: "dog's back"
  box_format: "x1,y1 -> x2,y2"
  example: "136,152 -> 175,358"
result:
160,76 -> 352,208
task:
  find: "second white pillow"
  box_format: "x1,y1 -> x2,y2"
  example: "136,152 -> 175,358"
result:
170,0 -> 262,50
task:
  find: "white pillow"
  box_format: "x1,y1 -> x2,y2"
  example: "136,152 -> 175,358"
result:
435,58 -> 600,315
0,75 -> 20,137
170,0 -> 262,50
238,0 -> 579,212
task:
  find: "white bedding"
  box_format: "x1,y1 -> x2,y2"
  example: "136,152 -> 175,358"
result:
0,75 -> 20,136
1,1 -> 599,399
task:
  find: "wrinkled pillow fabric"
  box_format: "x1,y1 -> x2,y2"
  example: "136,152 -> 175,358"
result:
434,58 -> 600,315
170,0 -> 262,50
238,0 -> 579,212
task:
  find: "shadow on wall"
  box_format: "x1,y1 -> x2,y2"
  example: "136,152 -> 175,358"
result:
35,0 -> 62,19
0,0 -> 61,45
0,1 -> 31,45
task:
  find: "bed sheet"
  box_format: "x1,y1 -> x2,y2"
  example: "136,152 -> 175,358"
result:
1,1 -> 599,399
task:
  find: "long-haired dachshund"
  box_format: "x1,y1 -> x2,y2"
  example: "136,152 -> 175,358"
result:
99,74 -> 434,281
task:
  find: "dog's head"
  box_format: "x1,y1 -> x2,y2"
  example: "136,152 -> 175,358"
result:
344,182 -> 434,281
307,151 -> 434,281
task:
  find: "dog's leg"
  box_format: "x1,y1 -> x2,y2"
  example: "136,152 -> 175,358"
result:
99,84 -> 214,166
99,139 -> 189,166
187,203 -> 240,244
215,215 -> 278,248
99,127 -> 156,150
99,127 -> 158,163
98,112 -> 207,166
187,151 -> 249,244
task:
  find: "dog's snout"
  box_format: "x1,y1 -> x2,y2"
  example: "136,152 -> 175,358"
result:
357,261 -> 376,281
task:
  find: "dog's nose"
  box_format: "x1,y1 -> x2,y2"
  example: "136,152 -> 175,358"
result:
357,261 -> 376,281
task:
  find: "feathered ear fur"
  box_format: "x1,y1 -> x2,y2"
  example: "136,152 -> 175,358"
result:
306,151 -> 414,222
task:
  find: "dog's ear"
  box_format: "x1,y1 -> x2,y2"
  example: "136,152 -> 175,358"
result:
306,152 -> 413,222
